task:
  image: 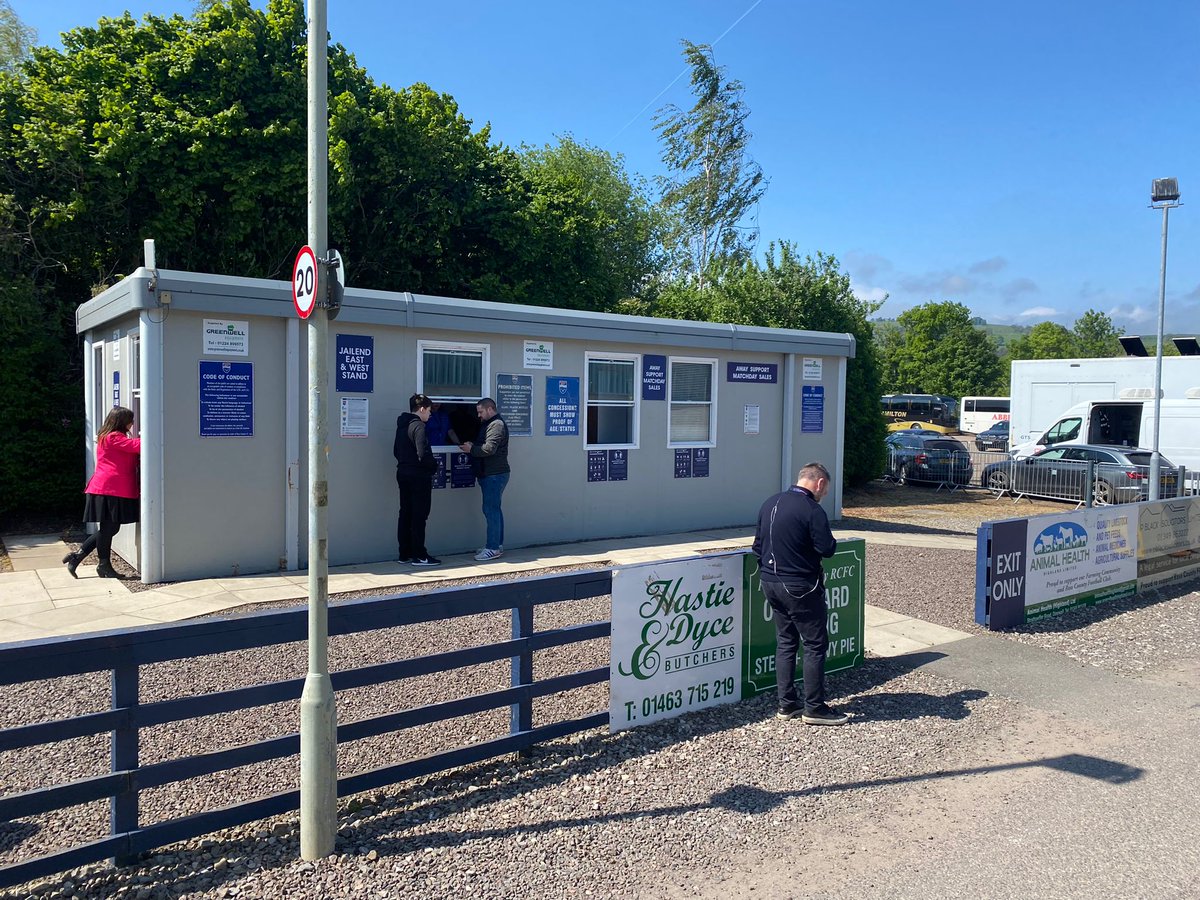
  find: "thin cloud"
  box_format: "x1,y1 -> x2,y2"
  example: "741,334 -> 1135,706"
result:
969,257 -> 1008,275
844,251 -> 893,282
1019,306 -> 1059,318
1000,278 -> 1039,301
898,272 -> 975,296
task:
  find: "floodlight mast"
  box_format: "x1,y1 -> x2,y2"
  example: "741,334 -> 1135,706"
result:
1148,178 -> 1181,501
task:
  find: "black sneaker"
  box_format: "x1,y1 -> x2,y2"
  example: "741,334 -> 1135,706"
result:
801,705 -> 849,726
397,557 -> 412,564
776,709 -> 799,720
411,556 -> 441,567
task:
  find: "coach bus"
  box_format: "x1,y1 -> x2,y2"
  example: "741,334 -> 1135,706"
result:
959,396 -> 1010,433
881,394 -> 959,434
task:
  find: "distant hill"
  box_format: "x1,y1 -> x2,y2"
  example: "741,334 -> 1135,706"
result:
870,318 -> 1030,350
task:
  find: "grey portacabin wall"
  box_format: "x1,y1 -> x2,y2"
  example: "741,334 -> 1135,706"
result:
77,269 -> 851,581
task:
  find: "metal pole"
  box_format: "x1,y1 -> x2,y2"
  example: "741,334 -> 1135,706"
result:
1149,203 -> 1169,501
300,0 -> 337,860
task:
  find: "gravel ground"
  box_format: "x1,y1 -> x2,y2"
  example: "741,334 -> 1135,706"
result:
0,652 -> 1016,900
865,543 -> 1200,681
3,488 -> 1196,898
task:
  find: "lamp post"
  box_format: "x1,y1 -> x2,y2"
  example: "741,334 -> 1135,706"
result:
1148,177 -> 1180,501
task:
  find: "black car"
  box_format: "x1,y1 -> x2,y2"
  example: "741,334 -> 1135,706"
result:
981,444 -> 1178,504
885,432 -> 973,486
974,420 -> 1009,452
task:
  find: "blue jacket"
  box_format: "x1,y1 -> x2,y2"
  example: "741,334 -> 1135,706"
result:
752,486 -> 837,587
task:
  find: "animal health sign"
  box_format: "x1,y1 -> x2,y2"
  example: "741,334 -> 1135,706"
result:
977,507 -> 1138,628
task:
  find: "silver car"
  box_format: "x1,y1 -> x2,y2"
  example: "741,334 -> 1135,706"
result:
982,444 -> 1179,504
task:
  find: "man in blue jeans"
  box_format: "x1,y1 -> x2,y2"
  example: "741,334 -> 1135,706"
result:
459,397 -> 510,561
752,461 -> 848,726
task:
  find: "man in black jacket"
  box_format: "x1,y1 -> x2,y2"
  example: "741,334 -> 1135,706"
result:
393,393 -> 440,566
752,461 -> 848,725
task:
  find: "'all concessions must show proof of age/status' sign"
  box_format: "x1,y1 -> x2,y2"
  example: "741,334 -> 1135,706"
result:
199,361 -> 253,437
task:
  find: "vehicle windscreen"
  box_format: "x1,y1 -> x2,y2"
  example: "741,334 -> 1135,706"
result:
1125,452 -> 1175,468
926,440 -> 964,451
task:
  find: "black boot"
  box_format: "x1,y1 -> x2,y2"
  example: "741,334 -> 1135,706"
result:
95,561 -> 119,579
62,552 -> 82,579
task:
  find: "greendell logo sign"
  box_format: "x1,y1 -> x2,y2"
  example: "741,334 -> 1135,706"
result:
1031,521 -> 1089,569
206,326 -> 247,336
617,576 -> 736,680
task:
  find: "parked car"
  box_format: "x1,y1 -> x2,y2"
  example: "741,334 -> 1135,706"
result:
981,444 -> 1179,504
885,432 -> 973,486
974,420 -> 1010,452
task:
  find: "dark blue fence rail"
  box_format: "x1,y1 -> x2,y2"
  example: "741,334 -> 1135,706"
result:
0,570 -> 613,890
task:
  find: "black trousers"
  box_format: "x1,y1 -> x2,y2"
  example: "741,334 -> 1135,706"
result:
763,579 -> 828,714
396,473 -> 433,560
78,521 -> 121,566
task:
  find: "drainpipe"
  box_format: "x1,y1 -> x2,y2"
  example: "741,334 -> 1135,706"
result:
138,241 -> 165,583
782,354 -> 796,490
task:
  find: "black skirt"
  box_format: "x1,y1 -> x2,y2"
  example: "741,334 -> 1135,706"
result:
83,493 -> 140,525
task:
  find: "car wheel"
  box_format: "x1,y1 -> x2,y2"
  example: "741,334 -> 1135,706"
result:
1092,479 -> 1113,506
986,469 -> 1009,492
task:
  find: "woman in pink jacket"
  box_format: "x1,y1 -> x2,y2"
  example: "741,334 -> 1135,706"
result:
63,406 -> 141,579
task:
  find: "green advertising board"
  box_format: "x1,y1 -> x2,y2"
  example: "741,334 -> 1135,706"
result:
741,539 -> 866,700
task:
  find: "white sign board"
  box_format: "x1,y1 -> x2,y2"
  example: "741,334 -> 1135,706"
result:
1024,506 -> 1137,618
340,396 -> 369,438
609,554 -> 744,733
802,357 -> 823,381
523,340 -> 553,370
203,319 -> 249,356
743,404 -> 760,435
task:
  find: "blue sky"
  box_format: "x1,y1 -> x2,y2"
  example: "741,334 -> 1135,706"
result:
16,0 -> 1200,332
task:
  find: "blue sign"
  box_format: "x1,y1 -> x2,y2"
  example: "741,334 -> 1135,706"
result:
336,334 -> 373,393
545,376 -> 580,436
587,450 -> 608,482
112,371 -> 120,408
432,453 -> 448,490
496,373 -> 533,436
450,452 -> 476,488
801,385 -> 824,433
674,448 -> 692,479
199,361 -> 253,437
642,354 -> 667,400
608,449 -> 628,481
726,362 -> 778,383
691,447 -> 710,478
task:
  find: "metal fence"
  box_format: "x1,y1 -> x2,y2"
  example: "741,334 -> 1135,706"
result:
0,571 -> 612,890
883,441 -> 1194,506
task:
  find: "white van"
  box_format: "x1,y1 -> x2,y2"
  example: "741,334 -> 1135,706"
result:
1010,396 -> 1200,475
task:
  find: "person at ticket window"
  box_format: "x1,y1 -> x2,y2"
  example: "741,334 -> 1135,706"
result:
394,393 -> 441,566
752,462 -> 848,726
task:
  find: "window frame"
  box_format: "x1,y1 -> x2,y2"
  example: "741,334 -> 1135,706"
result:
584,351 -> 640,450
417,340 -> 491,451
130,333 -> 142,437
666,355 -> 717,448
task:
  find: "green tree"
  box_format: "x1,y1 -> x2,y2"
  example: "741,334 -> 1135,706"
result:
881,301 -> 1005,397
1005,321 -> 1078,360
1071,309 -> 1121,358
631,245 -> 887,488
654,40 -> 765,288
0,0 -> 35,73
514,135 -> 663,311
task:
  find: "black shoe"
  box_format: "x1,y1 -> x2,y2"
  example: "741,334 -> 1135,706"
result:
398,557 -> 412,564
410,556 -> 441,567
62,552 -> 82,579
776,708 -> 799,720
95,562 -> 119,579
801,705 -> 849,726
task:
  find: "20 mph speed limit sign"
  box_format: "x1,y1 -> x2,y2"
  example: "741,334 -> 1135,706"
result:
292,246 -> 319,319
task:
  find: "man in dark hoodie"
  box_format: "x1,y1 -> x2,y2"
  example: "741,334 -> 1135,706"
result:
752,461 -> 848,726
393,393 -> 440,566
